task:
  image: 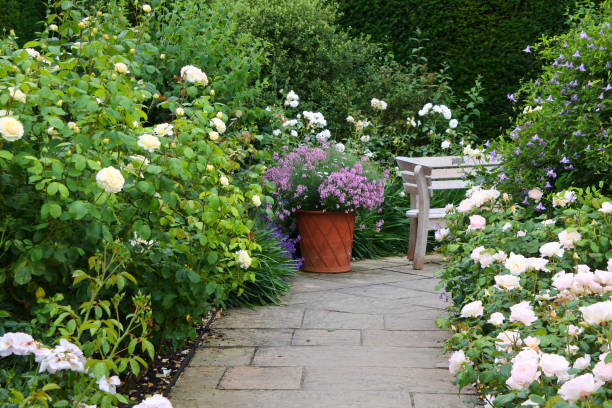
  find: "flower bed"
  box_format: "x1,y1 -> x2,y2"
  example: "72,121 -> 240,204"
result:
438,185 -> 612,407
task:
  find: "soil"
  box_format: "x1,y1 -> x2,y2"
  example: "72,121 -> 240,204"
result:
119,310 -> 220,406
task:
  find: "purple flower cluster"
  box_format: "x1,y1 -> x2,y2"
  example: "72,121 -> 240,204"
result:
264,144 -> 387,215
318,162 -> 387,212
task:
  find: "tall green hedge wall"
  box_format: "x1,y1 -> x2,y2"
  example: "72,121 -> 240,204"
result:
1,0 -> 46,45
335,0 -> 588,139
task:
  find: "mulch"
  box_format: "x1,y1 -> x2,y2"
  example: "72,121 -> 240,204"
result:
119,310 -> 220,406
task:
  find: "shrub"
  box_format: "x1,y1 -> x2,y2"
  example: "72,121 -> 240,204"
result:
336,0 -> 591,139
496,3 -> 612,198
0,0 -> 264,349
226,223 -> 300,307
235,0 -> 463,138
437,182 -> 611,406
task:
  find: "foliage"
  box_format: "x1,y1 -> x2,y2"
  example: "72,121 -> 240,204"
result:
344,83 -> 484,164
146,0 -> 268,117
496,3 -> 612,197
336,0 -> 591,139
1,246 -> 156,408
235,0 -> 464,139
0,0 -> 266,351
437,182 -> 612,406
0,0 -> 46,46
226,223 -> 300,307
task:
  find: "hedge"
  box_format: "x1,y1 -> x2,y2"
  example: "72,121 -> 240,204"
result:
335,0 -> 590,139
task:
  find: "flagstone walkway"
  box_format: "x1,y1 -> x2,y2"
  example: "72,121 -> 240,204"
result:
169,256 -> 480,408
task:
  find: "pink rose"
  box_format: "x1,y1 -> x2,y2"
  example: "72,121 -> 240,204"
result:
593,353 -> 612,382
468,214 -> 486,230
558,373 -> 603,403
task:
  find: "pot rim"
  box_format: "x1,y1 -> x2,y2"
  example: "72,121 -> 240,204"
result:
296,209 -> 355,215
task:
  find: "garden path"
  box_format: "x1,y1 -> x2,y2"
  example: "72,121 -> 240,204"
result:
169,255 -> 480,408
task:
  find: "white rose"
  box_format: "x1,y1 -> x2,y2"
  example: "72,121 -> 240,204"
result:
448,350 -> 470,375
96,167 -> 125,193
210,117 -> 226,133
252,195 -> 261,207
539,353 -> 570,378
134,394 -> 173,408
495,274 -> 521,290
335,143 -> 345,153
8,87 -> 26,103
180,65 -> 208,85
272,129 -> 281,136
0,117 -> 25,142
137,134 -> 161,152
505,252 -> 527,275
539,242 -> 565,258
509,301 -> 537,326
449,119 -> 458,129
49,24 -> 58,31
219,175 -> 229,186
487,312 -> 505,327
175,107 -> 184,116
579,300 -> 612,325
599,201 -> 612,213
346,115 -> 355,123
142,4 -> 152,12
558,229 -> 582,249
441,139 -> 451,149
460,300 -> 484,318
97,375 -> 121,394
114,62 -> 129,74
573,355 -> 591,370
153,123 -> 173,137
558,374 -> 603,403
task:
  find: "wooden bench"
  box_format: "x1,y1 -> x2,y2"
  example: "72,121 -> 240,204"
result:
395,156 -> 500,269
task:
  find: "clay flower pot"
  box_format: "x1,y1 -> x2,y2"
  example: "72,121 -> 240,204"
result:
297,210 -> 355,273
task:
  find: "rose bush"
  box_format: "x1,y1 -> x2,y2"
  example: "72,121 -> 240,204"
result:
437,183 -> 611,407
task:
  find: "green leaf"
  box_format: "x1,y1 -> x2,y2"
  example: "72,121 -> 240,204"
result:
493,393 -> 515,406
605,353 -> 612,363
68,201 -> 89,220
14,262 -> 32,285
207,252 -> 218,264
205,282 -> 217,295
60,1 -> 73,9
0,150 -> 13,160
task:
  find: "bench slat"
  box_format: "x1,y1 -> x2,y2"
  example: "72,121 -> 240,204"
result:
431,179 -> 469,190
405,207 -> 447,219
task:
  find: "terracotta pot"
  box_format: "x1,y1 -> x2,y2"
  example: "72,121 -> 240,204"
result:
297,210 -> 355,273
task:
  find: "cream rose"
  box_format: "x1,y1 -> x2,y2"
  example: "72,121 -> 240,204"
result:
448,350 -> 470,375
142,4 -> 152,12
468,214 -> 486,230
558,373 -> 603,403
236,249 -> 252,269
96,167 -> 125,193
137,134 -> 161,153
252,195 -> 261,207
8,87 -> 26,103
114,62 -> 129,74
539,242 -> 565,258
487,312 -> 505,327
210,117 -> 226,133
0,117 -> 24,142
580,300 -> 612,325
153,123 -> 173,137
219,175 -> 229,186
209,131 -> 219,141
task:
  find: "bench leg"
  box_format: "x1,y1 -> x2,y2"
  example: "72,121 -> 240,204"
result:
407,218 -> 417,260
413,217 -> 428,270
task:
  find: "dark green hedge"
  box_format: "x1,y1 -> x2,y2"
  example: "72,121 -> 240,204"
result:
335,0 -> 589,139
1,0 -> 47,45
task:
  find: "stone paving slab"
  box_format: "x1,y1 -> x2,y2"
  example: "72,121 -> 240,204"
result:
301,309 -> 384,329
362,329 -> 448,347
291,329 -> 361,346
218,366 -> 303,390
251,345 -> 446,368
412,392 -> 482,408
170,256 -> 477,407
190,347 -> 255,367
302,367 -> 461,392
213,307 -> 304,329
171,390 -> 415,408
202,328 -> 294,347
